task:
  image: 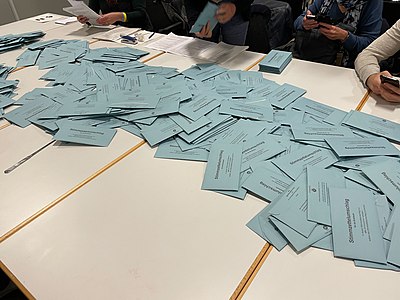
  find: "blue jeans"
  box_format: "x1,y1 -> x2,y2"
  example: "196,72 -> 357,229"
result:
211,14 -> 249,46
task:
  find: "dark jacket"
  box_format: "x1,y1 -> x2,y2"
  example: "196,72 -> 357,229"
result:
185,0 -> 253,26
89,0 -> 150,29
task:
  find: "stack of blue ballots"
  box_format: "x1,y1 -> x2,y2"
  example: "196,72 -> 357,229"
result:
259,49 -> 292,74
0,31 -> 45,53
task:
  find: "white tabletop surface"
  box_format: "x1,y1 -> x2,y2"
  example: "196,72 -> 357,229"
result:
242,245 -> 400,300
251,58 -> 367,111
360,93 -> 400,123
0,142 -> 267,300
0,125 -> 143,238
0,14 -> 68,36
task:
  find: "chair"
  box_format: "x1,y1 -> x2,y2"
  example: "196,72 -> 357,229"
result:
145,0 -> 189,35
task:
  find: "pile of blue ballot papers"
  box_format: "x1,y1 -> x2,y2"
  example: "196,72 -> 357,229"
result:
259,50 -> 292,74
3,37 -> 400,272
0,31 -> 45,53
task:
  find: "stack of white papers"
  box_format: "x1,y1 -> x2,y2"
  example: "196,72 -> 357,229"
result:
146,33 -> 248,64
63,0 -> 102,26
259,50 -> 292,74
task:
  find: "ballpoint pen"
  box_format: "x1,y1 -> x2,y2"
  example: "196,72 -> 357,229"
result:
4,140 -> 55,174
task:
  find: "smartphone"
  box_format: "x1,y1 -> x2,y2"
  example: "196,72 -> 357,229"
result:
306,14 -> 317,20
380,75 -> 400,88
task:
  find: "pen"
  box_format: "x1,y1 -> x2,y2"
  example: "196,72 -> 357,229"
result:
148,32 -> 156,39
4,140 -> 55,174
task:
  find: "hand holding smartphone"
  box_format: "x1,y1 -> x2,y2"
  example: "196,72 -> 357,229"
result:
380,75 -> 400,88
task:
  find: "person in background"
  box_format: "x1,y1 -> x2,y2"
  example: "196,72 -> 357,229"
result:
185,0 -> 253,46
355,20 -> 400,103
77,0 -> 150,29
294,0 -> 383,67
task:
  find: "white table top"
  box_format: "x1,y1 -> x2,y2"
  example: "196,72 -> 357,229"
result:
251,58 -> 367,111
0,143 -> 267,299
360,93 -> 400,123
242,245 -> 400,300
0,14 -> 68,36
0,125 -> 143,238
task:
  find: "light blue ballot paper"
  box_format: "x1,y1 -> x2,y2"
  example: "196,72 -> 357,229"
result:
141,116 -> 183,147
330,188 -> 387,264
201,142 -> 242,191
54,122 -> 116,147
289,97 -> 340,119
325,136 -> 400,157
219,100 -> 274,121
312,234 -> 333,251
387,223 -> 400,268
291,125 -> 354,141
271,188 -> 318,238
270,218 -> 331,252
258,50 -> 292,74
247,204 -> 289,251
179,91 -> 223,121
343,110 -> 400,144
0,94 -> 14,109
362,159 -> 400,206
210,119 -> 265,145
242,166 -> 293,202
334,155 -> 395,171
241,135 -> 285,171
273,109 -> 305,126
189,2 -> 218,33
169,114 -> 211,134
4,97 -> 56,128
323,109 -> 348,126
344,170 -> 380,191
272,146 -> 338,180
215,83 -> 247,99
108,90 -> 161,109
384,206 -> 399,242
217,169 -> 252,200
307,166 -> 346,226
155,138 -> 209,162
267,83 -> 306,109
354,239 -> 400,271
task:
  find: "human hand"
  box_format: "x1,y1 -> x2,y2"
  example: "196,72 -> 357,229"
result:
97,12 -> 123,26
367,71 -> 400,103
319,22 -> 348,41
216,2 -> 236,24
77,15 -> 89,24
195,21 -> 212,39
302,10 -> 319,30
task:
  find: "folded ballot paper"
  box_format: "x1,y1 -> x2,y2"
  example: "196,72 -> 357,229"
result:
259,50 -> 292,74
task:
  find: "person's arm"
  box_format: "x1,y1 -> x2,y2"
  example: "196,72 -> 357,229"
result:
355,20 -> 400,103
341,1 -> 383,56
355,20 -> 400,86
294,0 -> 322,30
78,0 -> 100,24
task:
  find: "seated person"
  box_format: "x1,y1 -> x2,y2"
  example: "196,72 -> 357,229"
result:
77,0 -> 150,29
185,0 -> 253,46
355,20 -> 400,103
294,0 -> 383,67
